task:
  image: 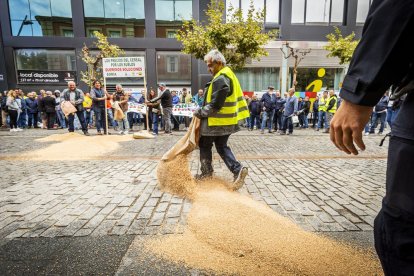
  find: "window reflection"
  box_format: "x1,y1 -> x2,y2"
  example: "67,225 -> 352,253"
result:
155,0 -> 192,38
226,0 -> 279,24
157,52 -> 191,85
291,0 -> 344,25
9,0 -> 73,36
84,0 -> 145,38
15,49 -> 76,71
356,0 -> 372,24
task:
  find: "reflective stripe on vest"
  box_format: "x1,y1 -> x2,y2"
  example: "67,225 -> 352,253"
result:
206,67 -> 250,126
318,98 -> 327,112
326,96 -> 337,113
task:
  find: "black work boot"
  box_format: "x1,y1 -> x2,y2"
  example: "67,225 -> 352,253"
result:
195,159 -> 213,181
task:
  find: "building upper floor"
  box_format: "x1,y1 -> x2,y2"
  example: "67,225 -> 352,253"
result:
1,0 -> 372,42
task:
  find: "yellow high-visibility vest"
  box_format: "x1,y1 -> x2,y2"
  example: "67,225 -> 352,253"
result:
326,96 -> 337,113
206,67 -> 249,126
318,97 -> 327,112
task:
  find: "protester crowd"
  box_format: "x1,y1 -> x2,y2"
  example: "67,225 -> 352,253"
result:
245,86 -> 401,136
1,82 -> 400,136
0,82 -> 205,136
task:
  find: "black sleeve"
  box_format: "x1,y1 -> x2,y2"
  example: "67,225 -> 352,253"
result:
340,0 -> 414,106
327,98 -> 335,111
198,75 -> 231,117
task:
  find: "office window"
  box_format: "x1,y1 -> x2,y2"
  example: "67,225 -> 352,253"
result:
356,0 -> 372,24
226,0 -> 279,24
155,0 -> 192,38
15,49 -> 77,84
235,68 -> 280,91
9,0 -> 73,36
167,56 -> 178,73
157,52 -> 191,85
291,0 -> 344,25
84,0 -> 145,38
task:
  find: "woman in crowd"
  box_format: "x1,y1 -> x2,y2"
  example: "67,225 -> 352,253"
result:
6,90 -> 21,132
146,89 -> 161,135
41,91 -> 57,130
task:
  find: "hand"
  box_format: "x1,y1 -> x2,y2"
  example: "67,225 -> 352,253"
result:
330,100 -> 373,155
193,108 -> 202,119
263,107 -> 266,111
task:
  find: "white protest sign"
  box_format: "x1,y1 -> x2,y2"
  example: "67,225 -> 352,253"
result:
102,57 -> 145,78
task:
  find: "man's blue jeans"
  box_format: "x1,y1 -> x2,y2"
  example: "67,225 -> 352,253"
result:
18,110 -> 27,128
152,112 -> 159,134
250,114 -> 260,129
317,111 -> 326,129
370,112 -> 386,133
282,115 -> 293,133
261,110 -> 274,131
56,110 -> 66,128
300,112 -> 309,128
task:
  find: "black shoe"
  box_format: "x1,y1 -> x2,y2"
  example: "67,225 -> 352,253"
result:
83,131 -> 90,136
233,167 -> 248,190
194,173 -> 213,181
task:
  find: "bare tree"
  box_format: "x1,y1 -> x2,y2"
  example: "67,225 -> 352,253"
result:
280,42 -> 311,89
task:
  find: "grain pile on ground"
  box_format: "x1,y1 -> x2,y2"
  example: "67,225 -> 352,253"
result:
151,119 -> 382,274
146,180 -> 382,275
21,132 -> 133,160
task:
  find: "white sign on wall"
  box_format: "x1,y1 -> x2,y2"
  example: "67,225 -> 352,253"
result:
102,57 -> 145,78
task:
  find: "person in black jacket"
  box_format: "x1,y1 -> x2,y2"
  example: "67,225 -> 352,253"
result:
260,86 -> 276,133
149,83 -> 173,134
369,93 -> 389,134
25,92 -> 39,128
312,96 -> 319,128
329,1 -> 414,274
248,95 -> 261,130
300,96 -> 311,129
41,91 -> 57,130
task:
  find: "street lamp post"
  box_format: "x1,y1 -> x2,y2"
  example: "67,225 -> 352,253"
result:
17,15 -> 33,36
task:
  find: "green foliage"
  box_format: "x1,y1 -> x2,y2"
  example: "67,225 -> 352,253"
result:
80,31 -> 125,87
324,27 -> 359,65
176,0 -> 276,70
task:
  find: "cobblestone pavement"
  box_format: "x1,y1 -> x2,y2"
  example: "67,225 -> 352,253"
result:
0,127 -> 388,240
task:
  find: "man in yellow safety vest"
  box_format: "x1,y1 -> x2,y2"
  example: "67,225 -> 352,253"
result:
316,90 -> 328,131
193,49 -> 250,190
324,90 -> 338,133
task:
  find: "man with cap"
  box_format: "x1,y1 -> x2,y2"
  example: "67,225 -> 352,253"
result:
260,86 -> 276,134
149,83 -> 173,134
193,49 -> 249,190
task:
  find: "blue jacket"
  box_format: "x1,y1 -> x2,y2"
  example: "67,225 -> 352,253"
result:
25,97 -> 38,114
261,93 -> 276,111
274,97 -> 286,111
172,95 -> 180,105
374,96 -> 388,112
284,96 -> 298,116
313,100 -> 319,112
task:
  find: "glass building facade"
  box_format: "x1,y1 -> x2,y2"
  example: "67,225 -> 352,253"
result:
0,0 -> 371,93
